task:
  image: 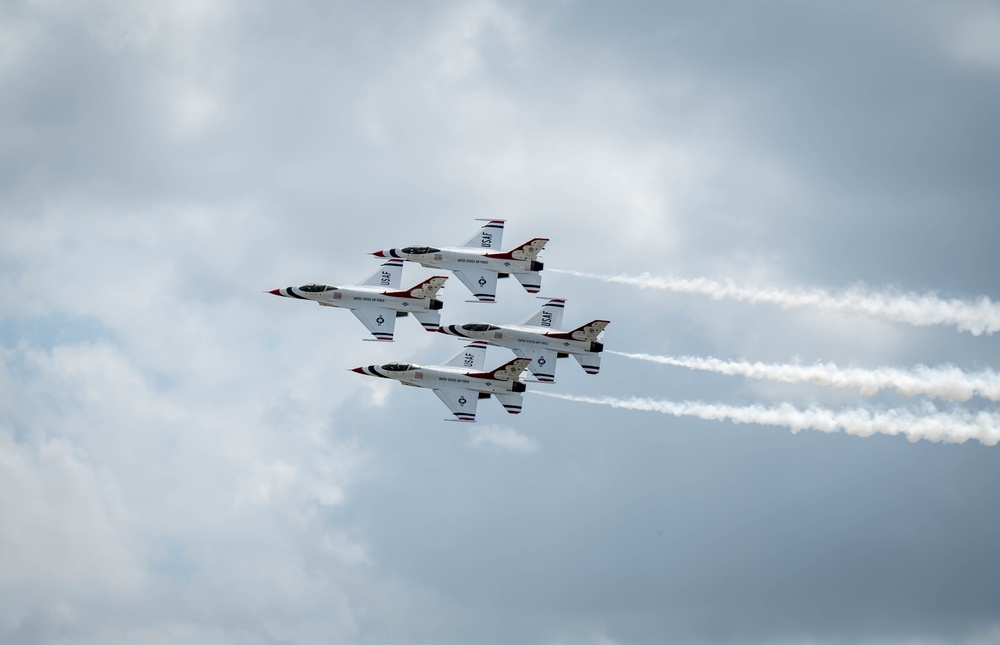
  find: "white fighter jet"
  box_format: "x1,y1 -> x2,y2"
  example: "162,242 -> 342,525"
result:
350,341 -> 531,422
438,298 -> 609,383
268,259 -> 448,341
370,219 -> 548,303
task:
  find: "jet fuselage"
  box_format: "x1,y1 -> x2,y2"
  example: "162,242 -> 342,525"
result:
439,323 -> 603,356
352,363 -> 527,395
375,246 -> 543,276
270,284 -> 444,313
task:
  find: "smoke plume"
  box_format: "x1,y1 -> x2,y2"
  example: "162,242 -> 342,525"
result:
551,269 -> 1000,335
533,392 -> 1000,446
609,351 -> 1000,402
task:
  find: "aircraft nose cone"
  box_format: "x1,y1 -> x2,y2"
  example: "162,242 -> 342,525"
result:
350,366 -> 365,374
371,250 -> 386,257
267,289 -> 283,296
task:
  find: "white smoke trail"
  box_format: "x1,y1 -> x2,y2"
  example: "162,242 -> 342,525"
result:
551,269 -> 1000,335
609,351 -> 1000,403
533,392 -> 1000,446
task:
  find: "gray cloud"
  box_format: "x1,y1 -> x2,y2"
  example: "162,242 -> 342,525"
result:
2,1 -> 999,643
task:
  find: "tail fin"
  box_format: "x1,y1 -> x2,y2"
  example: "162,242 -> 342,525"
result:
360,259 -> 403,288
443,341 -> 488,370
520,298 -> 565,328
461,219 -> 505,249
385,276 -> 448,299
572,352 -> 602,375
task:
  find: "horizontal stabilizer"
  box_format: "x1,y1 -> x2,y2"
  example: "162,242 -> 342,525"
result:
572,352 -> 602,375
513,270 -> 542,294
485,238 -> 548,262
385,276 -> 448,299
570,320 -> 609,341
550,319 -> 610,342
470,357 -> 531,382
412,309 -> 442,332
494,391 -> 524,414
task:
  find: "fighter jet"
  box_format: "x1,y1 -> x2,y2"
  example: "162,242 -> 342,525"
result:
268,259 -> 447,341
351,341 -> 531,422
370,219 -> 548,303
438,298 -> 609,383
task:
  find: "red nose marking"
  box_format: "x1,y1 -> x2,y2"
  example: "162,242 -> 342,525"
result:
370,250 -> 386,257
268,289 -> 281,296
350,367 -> 365,374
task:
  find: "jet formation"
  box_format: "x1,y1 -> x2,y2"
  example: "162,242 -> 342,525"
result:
269,220 -> 609,421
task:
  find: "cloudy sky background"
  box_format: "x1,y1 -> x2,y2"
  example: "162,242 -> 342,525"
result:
2,0 -> 1000,643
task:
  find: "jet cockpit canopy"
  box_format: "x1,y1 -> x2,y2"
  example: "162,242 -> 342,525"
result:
299,284 -> 335,293
381,362 -> 416,372
461,323 -> 499,332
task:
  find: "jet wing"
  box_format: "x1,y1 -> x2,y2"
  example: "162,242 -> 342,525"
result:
453,269 -> 498,303
350,307 -> 397,341
512,348 -> 558,383
434,387 -> 479,422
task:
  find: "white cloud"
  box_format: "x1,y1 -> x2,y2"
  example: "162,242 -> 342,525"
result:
0,334 -> 371,641
467,424 -> 539,453
433,1 -> 527,81
942,2 -> 1000,70
322,531 -> 372,567
0,431 -> 143,614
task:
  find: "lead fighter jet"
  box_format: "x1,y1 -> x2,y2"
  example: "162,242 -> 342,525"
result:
370,219 -> 548,303
268,259 -> 448,341
439,298 -> 609,383
351,341 -> 531,422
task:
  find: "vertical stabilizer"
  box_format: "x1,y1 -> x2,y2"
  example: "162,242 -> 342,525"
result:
443,341 -> 488,370
520,298 -> 565,329
461,219 -> 505,249
360,259 -> 403,289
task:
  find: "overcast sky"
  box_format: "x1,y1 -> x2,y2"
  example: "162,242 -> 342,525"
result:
2,1 -> 1000,643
